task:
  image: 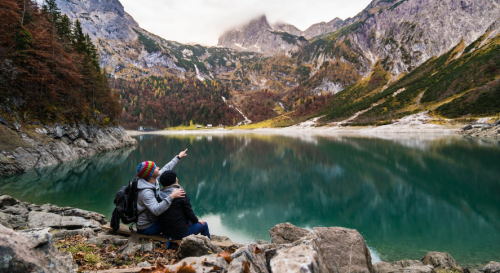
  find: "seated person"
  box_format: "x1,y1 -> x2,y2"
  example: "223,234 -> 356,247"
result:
158,170 -> 210,240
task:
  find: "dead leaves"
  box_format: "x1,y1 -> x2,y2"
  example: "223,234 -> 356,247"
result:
220,249 -> 232,263
242,260 -> 251,273
55,237 -> 176,272
252,245 -> 263,254
176,262 -> 196,273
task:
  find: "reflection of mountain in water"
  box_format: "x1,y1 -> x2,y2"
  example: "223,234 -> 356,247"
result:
170,135 -> 500,264
0,146 -> 135,211
0,134 -> 498,265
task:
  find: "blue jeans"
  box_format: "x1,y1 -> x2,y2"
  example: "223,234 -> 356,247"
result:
138,220 -> 162,235
179,222 -> 211,240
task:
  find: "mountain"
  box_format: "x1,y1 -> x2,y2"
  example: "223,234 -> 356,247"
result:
53,0 -> 258,81
302,18 -> 344,39
273,18 -> 345,40
320,25 -> 500,125
49,0 -> 500,127
217,15 -> 308,56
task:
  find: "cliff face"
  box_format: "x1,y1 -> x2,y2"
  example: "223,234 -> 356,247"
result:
217,15 -> 307,56
302,18 -> 344,39
351,0 -> 500,74
0,123 -> 136,176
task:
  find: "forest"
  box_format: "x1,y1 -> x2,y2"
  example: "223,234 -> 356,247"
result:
112,76 -> 243,129
0,0 -> 120,125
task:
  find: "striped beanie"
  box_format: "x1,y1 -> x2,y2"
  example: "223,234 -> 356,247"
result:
136,161 -> 157,180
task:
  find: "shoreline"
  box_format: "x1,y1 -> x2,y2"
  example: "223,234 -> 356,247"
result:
0,194 -> 496,272
126,123 -> 462,139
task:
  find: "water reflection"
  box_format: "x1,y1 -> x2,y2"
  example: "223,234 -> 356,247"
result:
0,135 -> 499,266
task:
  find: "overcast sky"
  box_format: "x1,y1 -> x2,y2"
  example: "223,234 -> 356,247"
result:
118,0 -> 373,46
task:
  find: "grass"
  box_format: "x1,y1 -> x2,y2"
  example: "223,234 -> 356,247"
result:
167,120 -> 212,131
0,124 -> 28,152
227,113 -> 309,129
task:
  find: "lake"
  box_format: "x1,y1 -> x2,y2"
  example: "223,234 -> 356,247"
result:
1,133 -> 499,267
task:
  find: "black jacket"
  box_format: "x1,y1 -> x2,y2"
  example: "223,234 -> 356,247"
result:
158,192 -> 199,239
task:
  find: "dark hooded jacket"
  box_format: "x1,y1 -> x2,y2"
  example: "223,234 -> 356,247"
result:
158,184 -> 198,239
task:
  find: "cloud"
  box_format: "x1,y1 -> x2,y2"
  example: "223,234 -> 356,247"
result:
119,0 -> 372,46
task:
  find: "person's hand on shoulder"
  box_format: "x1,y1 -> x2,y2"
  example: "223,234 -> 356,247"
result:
170,188 -> 185,199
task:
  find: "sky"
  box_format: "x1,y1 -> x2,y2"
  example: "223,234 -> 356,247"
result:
118,0 -> 373,46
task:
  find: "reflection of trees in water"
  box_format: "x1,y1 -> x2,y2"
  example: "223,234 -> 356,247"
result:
169,135 -> 500,264
1,135 -> 498,265
0,147 -> 136,212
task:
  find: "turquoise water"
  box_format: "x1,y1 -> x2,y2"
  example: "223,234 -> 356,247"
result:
0,134 -> 499,267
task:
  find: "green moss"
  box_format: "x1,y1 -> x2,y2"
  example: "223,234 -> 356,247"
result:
0,124 -> 28,152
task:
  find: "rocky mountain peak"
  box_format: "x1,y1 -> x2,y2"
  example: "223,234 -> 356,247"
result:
217,14 -> 306,55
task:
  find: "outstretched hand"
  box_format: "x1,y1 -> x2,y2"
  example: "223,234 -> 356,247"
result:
170,188 -> 185,199
178,149 -> 188,158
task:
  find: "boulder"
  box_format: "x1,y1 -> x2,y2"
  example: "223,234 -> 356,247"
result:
0,195 -> 19,209
0,211 -> 29,229
166,255 -> 229,273
1,204 -> 29,216
27,211 -> 100,229
462,124 -> 473,131
140,242 -> 154,254
270,236 -> 338,273
87,234 -> 129,247
0,224 -> 77,272
374,260 -> 433,273
52,228 -> 97,239
472,123 -> 491,128
269,222 -> 311,244
228,244 -> 270,273
177,235 -> 222,259
116,242 -> 142,261
483,261 -> 500,273
421,252 -> 457,269
312,227 -> 374,273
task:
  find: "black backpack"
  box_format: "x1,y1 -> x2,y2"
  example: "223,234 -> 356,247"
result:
110,178 -> 157,232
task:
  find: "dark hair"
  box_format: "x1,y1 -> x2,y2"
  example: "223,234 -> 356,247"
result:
159,170 -> 177,187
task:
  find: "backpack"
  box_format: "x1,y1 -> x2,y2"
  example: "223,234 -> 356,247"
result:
110,178 -> 158,232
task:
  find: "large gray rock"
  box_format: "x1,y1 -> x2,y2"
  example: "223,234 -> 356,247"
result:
483,261 -> 500,273
0,224 -> 77,272
116,242 -> 142,261
27,211 -> 100,229
421,252 -> 457,269
177,234 -> 223,259
0,195 -> 19,208
269,224 -> 372,273
166,255 -> 229,273
0,124 -> 136,176
462,124 -> 473,131
269,222 -> 311,244
52,228 -> 97,239
312,227 -> 374,273
228,244 -> 269,273
270,235 -> 338,273
374,260 -> 433,273
87,234 -> 129,247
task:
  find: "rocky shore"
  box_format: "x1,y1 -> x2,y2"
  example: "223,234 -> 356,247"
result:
0,122 -> 137,176
459,121 -> 500,139
0,195 -> 498,273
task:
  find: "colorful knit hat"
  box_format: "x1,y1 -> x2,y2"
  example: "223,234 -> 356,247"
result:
136,161 -> 157,180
